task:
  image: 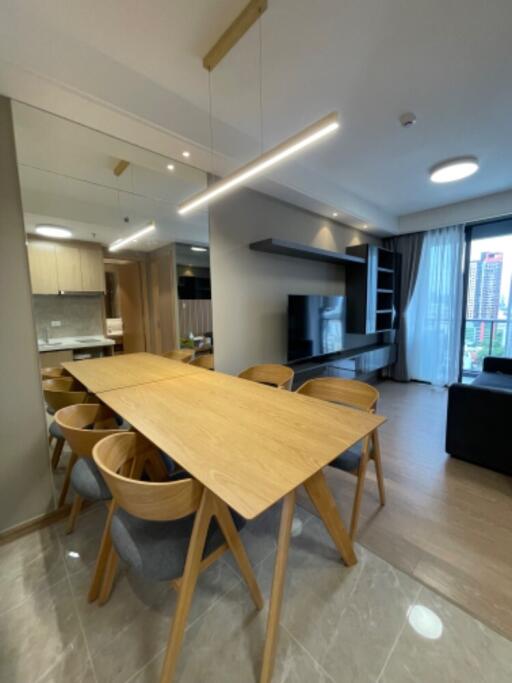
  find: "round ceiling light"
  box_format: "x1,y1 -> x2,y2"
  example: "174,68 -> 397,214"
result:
35,225 -> 72,239
167,163 -> 175,171
430,156 -> 479,183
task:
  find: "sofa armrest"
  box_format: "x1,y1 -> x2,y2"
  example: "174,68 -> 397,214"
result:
482,356 -> 512,374
446,382 -> 512,475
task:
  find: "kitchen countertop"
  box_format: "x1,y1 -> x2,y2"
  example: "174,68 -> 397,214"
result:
38,335 -> 115,352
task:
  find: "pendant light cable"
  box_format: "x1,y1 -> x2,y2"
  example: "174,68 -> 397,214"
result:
258,15 -> 264,154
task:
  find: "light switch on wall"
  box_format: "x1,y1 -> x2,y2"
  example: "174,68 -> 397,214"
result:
50,320 -> 62,327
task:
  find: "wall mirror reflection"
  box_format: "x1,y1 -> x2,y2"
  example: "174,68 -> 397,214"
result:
12,101 -> 210,504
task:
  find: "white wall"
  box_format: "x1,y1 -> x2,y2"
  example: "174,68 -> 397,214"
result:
209,187 -> 380,375
399,188 -> 512,233
0,96 -> 54,533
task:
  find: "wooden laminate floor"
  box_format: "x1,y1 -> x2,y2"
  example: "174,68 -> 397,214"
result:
298,380 -> 512,641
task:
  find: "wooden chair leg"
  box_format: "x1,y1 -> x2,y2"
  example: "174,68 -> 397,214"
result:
212,497 -> 264,610
48,433 -> 54,447
159,488 -> 214,683
349,439 -> 370,539
51,438 -> 65,471
303,469 -> 357,565
88,501 -> 116,603
372,429 -> 386,506
98,547 -> 119,606
58,452 -> 77,507
66,494 -> 83,534
259,490 -> 296,683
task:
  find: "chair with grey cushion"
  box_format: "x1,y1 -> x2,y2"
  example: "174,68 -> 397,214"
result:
92,431 -> 263,683
55,403 -> 126,531
296,377 -> 385,538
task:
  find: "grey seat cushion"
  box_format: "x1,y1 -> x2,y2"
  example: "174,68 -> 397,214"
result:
49,420 -> 63,440
328,441 -> 363,473
70,458 -> 111,501
46,405 -> 56,416
111,507 -> 245,582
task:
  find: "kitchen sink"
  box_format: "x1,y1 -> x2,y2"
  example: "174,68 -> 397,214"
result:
75,338 -> 99,343
41,340 -> 62,346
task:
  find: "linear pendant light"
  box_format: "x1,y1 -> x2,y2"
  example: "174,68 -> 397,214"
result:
178,112 -> 339,215
109,223 -> 155,252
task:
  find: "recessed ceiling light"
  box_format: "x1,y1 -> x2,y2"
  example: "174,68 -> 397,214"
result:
190,246 -> 208,252
332,212 -> 338,217
109,223 -> 156,252
430,156 -> 479,183
362,224 -> 368,229
182,151 -> 190,158
35,225 -> 72,239
167,163 -> 175,171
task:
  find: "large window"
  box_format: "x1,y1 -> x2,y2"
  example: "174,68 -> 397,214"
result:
461,223 -> 512,380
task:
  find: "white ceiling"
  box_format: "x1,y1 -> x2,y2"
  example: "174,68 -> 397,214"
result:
2,0 -> 512,230
14,104 -> 209,250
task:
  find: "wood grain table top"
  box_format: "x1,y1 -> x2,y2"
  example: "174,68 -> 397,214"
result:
63,352 -> 202,393
98,370 -> 386,519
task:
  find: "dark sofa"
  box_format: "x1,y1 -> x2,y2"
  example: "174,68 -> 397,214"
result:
446,356 -> 512,475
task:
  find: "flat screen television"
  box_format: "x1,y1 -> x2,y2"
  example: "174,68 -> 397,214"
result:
287,295 -> 346,362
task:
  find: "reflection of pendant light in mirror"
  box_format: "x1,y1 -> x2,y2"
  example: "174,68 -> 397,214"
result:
178,9 -> 339,215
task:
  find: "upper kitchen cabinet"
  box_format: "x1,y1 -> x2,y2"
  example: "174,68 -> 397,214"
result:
79,244 -> 106,292
27,238 -> 105,293
27,240 -> 59,294
55,243 -> 83,292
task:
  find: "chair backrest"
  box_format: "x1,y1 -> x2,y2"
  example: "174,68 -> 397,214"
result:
42,377 -> 89,411
238,364 -> 294,390
93,432 -> 203,521
55,403 -> 124,458
41,366 -> 69,380
189,354 -> 214,371
296,377 -> 379,412
163,349 -> 195,363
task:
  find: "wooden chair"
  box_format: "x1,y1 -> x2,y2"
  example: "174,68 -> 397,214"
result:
92,432 -> 263,683
41,366 -> 69,380
238,363 -> 294,390
163,349 -> 195,363
296,377 -> 385,538
189,353 -> 214,371
43,378 -> 89,472
54,404 -> 126,529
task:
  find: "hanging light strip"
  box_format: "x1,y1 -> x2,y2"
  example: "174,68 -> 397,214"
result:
109,223 -> 155,252
178,112 -> 339,215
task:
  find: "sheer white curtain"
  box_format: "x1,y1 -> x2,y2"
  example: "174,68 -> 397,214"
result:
406,224 -> 465,386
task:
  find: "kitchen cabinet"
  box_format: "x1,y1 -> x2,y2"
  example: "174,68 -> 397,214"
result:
55,244 -> 83,291
27,238 -> 106,293
80,244 -> 105,292
39,349 -> 73,367
27,240 -> 59,294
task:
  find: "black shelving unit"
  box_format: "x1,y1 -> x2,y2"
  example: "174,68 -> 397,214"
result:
249,238 -> 366,266
345,245 -> 400,334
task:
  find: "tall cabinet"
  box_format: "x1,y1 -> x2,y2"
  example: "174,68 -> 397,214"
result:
345,245 -> 400,334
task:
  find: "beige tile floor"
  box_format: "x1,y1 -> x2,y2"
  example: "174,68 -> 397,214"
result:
1,497 -> 512,683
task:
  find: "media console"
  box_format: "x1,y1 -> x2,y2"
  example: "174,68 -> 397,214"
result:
287,343 -> 396,389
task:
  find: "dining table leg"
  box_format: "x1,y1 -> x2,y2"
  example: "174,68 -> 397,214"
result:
303,469 -> 357,566
259,489 -> 296,683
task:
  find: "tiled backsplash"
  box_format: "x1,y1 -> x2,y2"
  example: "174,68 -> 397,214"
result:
33,295 -> 104,339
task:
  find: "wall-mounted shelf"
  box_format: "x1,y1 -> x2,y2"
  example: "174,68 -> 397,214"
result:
249,238 -> 366,266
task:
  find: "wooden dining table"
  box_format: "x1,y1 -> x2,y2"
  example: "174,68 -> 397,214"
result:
62,352 -> 202,393
64,354 -> 386,682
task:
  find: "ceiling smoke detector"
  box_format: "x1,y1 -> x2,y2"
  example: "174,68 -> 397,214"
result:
399,112 -> 417,128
